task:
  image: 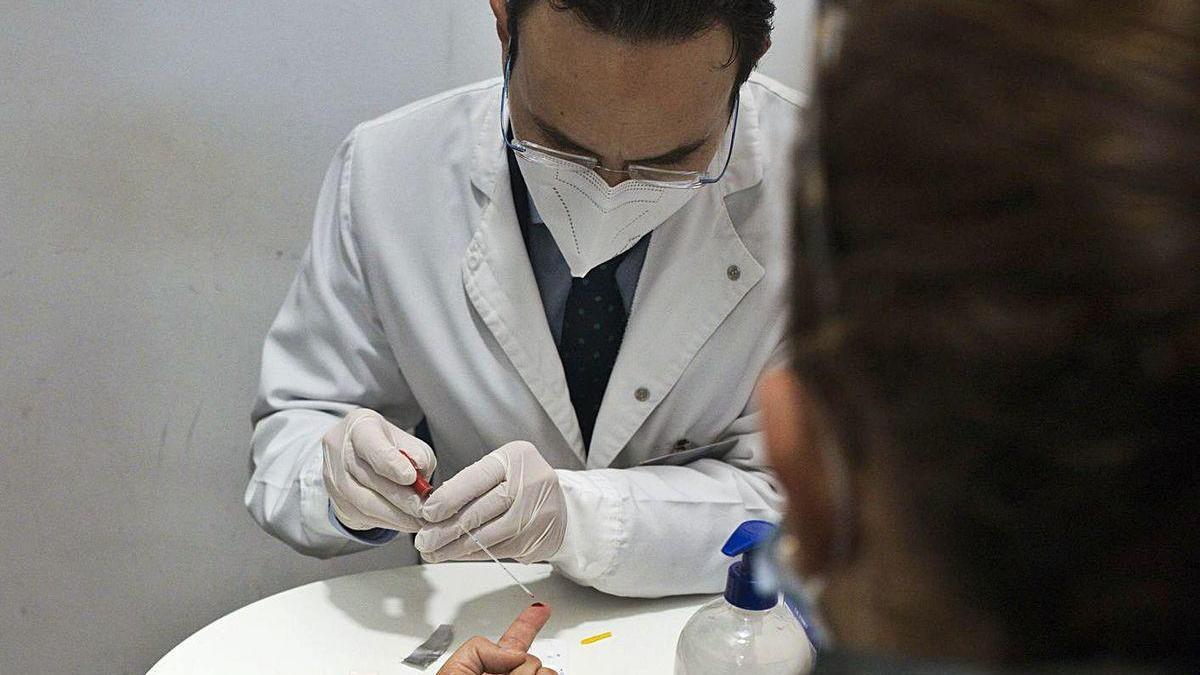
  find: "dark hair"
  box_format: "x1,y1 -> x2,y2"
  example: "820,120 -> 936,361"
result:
792,0 -> 1198,665
506,0 -> 775,89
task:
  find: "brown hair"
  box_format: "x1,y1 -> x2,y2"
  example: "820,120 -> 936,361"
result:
791,0 -> 1198,664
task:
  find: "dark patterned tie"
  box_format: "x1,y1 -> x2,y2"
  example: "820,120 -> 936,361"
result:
505,146 -> 634,453
559,255 -> 630,451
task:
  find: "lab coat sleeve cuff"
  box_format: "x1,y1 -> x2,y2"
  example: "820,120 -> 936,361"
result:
547,469 -> 625,585
325,502 -> 401,545
297,445 -> 347,543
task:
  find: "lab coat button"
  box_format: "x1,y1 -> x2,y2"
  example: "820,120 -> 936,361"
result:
635,387 -> 650,402
727,264 -> 741,281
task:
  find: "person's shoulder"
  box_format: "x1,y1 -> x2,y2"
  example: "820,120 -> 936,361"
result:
745,72 -> 807,114
350,77 -> 501,148
742,72 -> 807,166
739,72 -> 807,185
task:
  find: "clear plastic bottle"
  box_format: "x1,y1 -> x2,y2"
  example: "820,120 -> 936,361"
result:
674,521 -> 814,675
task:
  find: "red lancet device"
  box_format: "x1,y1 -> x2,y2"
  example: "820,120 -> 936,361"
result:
399,450 -> 432,499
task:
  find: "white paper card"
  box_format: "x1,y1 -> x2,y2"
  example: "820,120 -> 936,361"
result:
529,638 -> 569,674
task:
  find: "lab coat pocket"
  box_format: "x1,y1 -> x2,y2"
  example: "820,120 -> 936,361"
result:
636,437 -> 739,467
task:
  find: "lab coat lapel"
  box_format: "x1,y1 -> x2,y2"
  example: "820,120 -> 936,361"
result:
463,90 -> 587,461
587,85 -> 768,469
585,195 -> 764,468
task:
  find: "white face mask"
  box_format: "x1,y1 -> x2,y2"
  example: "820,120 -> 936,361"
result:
517,157 -> 700,277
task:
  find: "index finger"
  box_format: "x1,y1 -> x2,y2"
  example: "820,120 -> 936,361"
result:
349,417 -> 418,486
421,453 -> 507,522
497,603 -> 551,653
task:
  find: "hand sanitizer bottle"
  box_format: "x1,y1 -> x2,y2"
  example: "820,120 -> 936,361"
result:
674,521 -> 815,674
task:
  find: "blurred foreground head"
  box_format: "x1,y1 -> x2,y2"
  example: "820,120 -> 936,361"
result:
761,0 -> 1198,667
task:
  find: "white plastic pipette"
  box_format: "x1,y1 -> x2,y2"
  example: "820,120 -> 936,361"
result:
457,522 -> 536,600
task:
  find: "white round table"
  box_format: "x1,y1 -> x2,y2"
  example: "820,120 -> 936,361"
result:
149,562 -> 714,674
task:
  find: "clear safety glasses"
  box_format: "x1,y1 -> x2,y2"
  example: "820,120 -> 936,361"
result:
500,56 -> 739,189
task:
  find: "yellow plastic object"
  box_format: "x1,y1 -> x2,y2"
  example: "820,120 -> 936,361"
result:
580,631 -> 613,645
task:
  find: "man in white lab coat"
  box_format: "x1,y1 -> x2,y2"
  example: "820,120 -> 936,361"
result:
246,0 -> 804,597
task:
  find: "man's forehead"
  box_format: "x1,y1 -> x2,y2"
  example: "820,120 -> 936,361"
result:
514,4 -> 736,156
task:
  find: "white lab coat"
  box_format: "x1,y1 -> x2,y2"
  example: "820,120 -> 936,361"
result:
247,74 -> 805,598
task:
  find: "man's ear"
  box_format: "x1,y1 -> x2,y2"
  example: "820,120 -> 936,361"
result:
489,0 -> 511,52
758,367 -> 839,576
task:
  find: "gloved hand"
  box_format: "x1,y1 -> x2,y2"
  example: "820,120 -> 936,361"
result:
415,441 -> 566,564
322,408 -> 436,533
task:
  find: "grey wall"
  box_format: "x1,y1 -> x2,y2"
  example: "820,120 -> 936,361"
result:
0,2 -> 813,673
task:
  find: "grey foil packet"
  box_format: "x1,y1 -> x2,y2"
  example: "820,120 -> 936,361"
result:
402,624 -> 455,669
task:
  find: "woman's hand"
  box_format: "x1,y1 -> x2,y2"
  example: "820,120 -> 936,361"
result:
437,603 -> 556,675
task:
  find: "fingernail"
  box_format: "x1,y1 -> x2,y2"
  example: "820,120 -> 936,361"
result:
531,602 -> 545,608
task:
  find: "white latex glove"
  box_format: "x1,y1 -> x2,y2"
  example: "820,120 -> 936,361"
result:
322,408 -> 436,533
415,441 -> 566,564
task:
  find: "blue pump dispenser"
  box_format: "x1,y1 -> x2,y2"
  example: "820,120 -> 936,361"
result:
675,520 -> 814,673
721,520 -> 777,611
